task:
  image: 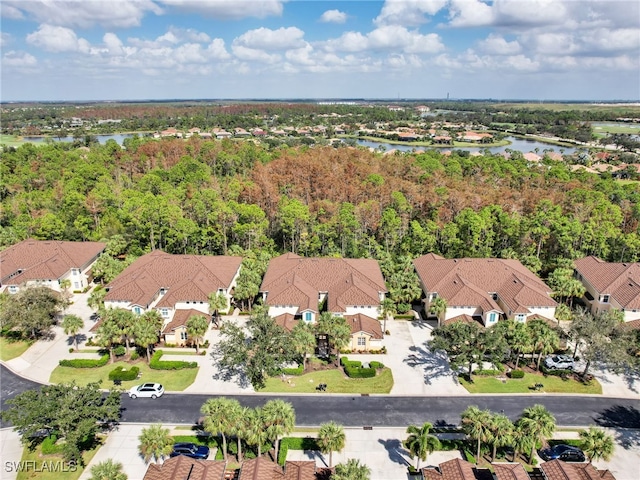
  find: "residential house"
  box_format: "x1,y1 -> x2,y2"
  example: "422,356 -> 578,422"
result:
573,256 -> 640,322
0,239 -> 105,294
213,128 -> 232,139
143,456 -> 228,480
540,460 -> 617,480
523,152 -> 542,162
104,250 -> 242,345
413,253 -> 557,327
459,131 -> 493,143
421,458 -> 477,480
238,458 -> 319,480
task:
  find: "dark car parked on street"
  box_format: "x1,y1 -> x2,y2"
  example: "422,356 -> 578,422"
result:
540,444 -> 586,462
170,442 -> 210,460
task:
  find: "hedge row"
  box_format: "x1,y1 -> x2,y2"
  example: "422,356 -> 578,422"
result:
540,365 -> 573,377
59,354 -> 109,368
281,364 -> 304,376
150,350 -> 198,370
278,437 -> 320,465
108,366 -> 140,381
369,361 -> 385,369
345,366 -> 376,378
340,357 -> 362,368
508,369 -> 525,378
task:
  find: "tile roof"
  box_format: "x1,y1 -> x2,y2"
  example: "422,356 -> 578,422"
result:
274,313 -> 298,332
574,256 -> 640,310
441,314 -> 483,327
261,253 -> 386,315
422,458 -> 477,480
492,463 -> 530,480
344,314 -> 383,339
105,251 -> 241,308
282,461 -> 316,480
413,254 -> 556,316
142,456 -> 226,480
162,308 -> 209,333
238,457 -> 284,480
539,460 -> 618,480
1,239 -> 105,286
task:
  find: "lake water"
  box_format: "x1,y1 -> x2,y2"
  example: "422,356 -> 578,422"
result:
22,133 -> 139,144
357,136 -> 578,154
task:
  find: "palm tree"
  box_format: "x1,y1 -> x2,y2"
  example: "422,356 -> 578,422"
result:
112,308 -> 135,355
512,422 -> 533,463
227,402 -> 246,462
487,413 -> 513,462
245,407 -> 268,457
404,422 -> 441,469
186,315 -> 208,353
209,291 -> 228,318
428,296 -> 447,323
62,314 -> 84,351
381,297 -> 397,333
316,312 -> 351,362
519,404 -> 556,463
528,320 -> 560,370
201,397 -> 236,460
138,424 -> 173,464
333,459 -> 371,480
96,315 -> 122,364
87,286 -> 107,311
89,459 -> 127,480
461,406 -> 493,463
579,426 -> 615,463
511,322 -> 533,369
290,321 -> 316,370
262,399 -> 296,463
133,318 -> 159,363
318,421 -> 346,468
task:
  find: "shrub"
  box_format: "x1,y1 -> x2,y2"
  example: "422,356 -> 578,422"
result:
59,354 -> 109,368
508,369 -> 525,379
130,350 -> 140,361
114,345 -> 126,357
108,366 -> 140,381
69,347 -> 74,353
41,435 -> 62,454
340,357 -> 362,368
475,369 -> 504,376
369,361 -> 385,369
541,365 -> 573,377
281,364 -> 304,376
345,366 -> 376,378
150,350 -> 198,370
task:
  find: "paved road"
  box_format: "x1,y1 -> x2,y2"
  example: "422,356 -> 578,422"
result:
3,365 -> 639,429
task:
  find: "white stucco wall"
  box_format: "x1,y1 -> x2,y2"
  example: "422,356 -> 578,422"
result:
268,306 -> 299,317
344,305 -> 380,318
444,306 -> 478,320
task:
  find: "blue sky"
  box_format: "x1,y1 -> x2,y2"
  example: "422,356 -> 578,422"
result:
1,0 -> 639,101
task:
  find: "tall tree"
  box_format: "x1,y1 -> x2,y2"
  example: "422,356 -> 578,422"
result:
89,459 -> 127,480
528,319 -> 560,370
318,421 -> 346,468
579,426 -> 615,463
333,459 -> 371,480
245,407 -> 268,457
96,315 -> 123,364
208,291 -> 229,318
186,315 -> 209,353
133,317 -> 159,363
461,406 -> 493,463
0,286 -> 64,339
404,422 -> 441,469
62,314 -> 84,351
428,296 -> 447,322
429,322 -> 484,379
138,424 -> 174,464
518,404 -> 556,463
316,312 -> 351,362
487,413 -> 514,462
201,397 -> 237,461
262,399 -> 296,464
289,321 -> 316,370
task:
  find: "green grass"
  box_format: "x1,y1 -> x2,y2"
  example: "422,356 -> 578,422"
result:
15,438 -> 101,480
593,124 -> 640,135
49,360 -> 198,391
459,372 -> 602,394
356,135 -> 511,149
0,336 -> 33,361
260,367 -> 393,393
0,134 -> 25,147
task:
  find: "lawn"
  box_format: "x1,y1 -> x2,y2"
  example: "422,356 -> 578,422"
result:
0,134 -> 25,147
15,439 -> 101,480
49,360 -> 198,391
0,337 -> 33,361
459,372 -> 602,394
260,368 -> 394,394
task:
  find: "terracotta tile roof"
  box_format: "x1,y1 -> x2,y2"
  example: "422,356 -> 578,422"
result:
274,313 -> 298,332
344,314 -> 383,339
105,251 -> 241,308
413,254 -> 556,318
260,253 -> 386,315
492,463 -> 530,480
540,460 -> 618,480
422,459 -> 477,480
143,456 -> 226,480
442,314 -> 483,327
1,239 -> 105,286
282,461 -> 316,480
574,256 -> 640,310
621,318 -> 640,330
162,308 -> 209,333
238,457 -> 283,480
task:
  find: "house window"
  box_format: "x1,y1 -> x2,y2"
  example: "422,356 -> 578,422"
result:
133,307 -> 142,315
8,286 -> 17,293
160,309 -> 169,317
74,282 -> 80,289
515,314 -> 526,322
487,313 -> 497,324
180,331 -> 187,340
304,312 -> 312,322
601,295 -> 610,303
357,337 -> 366,346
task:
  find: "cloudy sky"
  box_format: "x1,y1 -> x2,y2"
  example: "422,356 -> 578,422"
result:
2,0 -> 639,101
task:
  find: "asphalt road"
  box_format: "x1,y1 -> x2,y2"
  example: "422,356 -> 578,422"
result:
4,365 -> 638,430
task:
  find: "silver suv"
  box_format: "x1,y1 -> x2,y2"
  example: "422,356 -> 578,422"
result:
544,354 -> 574,370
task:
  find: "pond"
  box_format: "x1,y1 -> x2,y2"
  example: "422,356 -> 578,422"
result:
21,133 -> 141,145
357,136 -> 578,154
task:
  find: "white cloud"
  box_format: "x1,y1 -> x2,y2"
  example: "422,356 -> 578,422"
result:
207,39 -> 231,60
158,0 -> 284,19
447,0 -> 494,27
231,45 -> 281,64
477,34 -> 521,55
3,0 -> 162,28
2,50 -> 37,67
233,27 -> 305,51
319,9 -> 347,24
324,26 -> 444,54
1,2 -> 24,20
493,0 -> 568,27
26,24 -> 91,53
0,32 -> 12,49
374,0 -> 447,26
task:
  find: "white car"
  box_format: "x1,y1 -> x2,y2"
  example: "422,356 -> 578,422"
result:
544,354 -> 574,370
128,383 -> 164,399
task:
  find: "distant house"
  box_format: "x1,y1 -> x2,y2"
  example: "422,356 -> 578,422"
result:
160,128 -> 179,137
459,131 -> 492,143
104,251 -> 242,344
574,256 -> 640,322
239,457 -> 319,480
523,152 -> 542,162
234,128 -> 251,137
0,239 -> 105,294
413,253 -> 557,327
260,253 -> 387,323
143,456 -> 227,480
212,128 -> 232,139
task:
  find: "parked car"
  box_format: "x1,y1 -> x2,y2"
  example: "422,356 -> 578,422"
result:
544,354 -> 574,370
540,444 -> 586,462
170,442 -> 210,460
128,383 -> 164,399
